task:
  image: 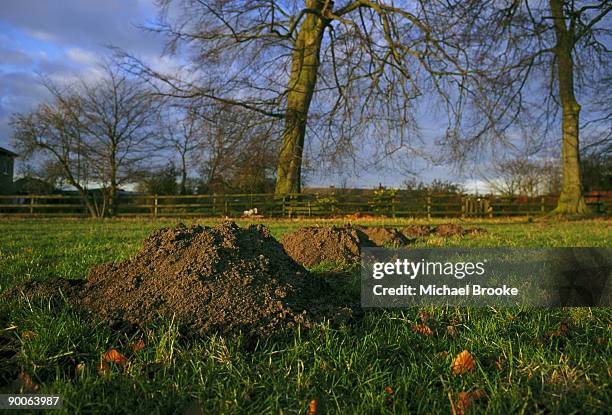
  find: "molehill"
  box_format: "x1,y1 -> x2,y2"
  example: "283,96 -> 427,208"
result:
78,222 -> 322,337
281,226 -> 375,267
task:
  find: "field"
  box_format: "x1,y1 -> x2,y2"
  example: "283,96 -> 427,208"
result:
0,217 -> 611,414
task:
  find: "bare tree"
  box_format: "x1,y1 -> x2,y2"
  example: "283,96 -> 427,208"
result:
158,103 -> 204,194
445,0 -> 611,214
121,0 -> 474,195
77,65 -> 161,214
194,102 -> 280,193
12,65 -> 160,217
11,94 -> 102,216
480,157 -> 561,197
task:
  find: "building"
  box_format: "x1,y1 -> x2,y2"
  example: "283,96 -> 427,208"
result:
0,146 -> 18,194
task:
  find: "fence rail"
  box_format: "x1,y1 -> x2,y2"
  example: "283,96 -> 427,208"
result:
0,191 -> 609,218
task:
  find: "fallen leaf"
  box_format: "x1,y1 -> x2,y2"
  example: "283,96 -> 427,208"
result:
451,350 -> 476,375
412,324 -> 433,336
20,330 -> 37,340
446,326 -> 458,337
437,351 -> 449,358
103,349 -> 128,367
130,339 -> 145,353
385,386 -> 395,396
456,392 -> 471,415
308,399 -> 317,415
418,311 -> 430,322
18,372 -> 39,392
455,390 -> 486,415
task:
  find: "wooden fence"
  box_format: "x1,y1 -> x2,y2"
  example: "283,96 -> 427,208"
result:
0,191 -> 609,218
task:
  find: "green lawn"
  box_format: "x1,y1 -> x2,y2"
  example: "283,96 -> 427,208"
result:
0,218 -> 610,414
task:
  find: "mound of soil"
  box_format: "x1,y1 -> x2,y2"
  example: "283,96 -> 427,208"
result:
434,224 -> 488,237
434,223 -> 468,237
281,226 -> 374,267
78,222 -> 320,337
359,227 -> 409,247
401,225 -> 433,238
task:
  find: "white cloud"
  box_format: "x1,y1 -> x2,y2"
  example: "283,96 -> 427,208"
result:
66,47 -> 101,66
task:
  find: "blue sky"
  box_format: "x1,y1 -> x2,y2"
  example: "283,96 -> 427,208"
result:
0,0 -> 488,191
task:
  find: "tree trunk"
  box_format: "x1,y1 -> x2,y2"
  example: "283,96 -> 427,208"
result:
274,0 -> 328,195
550,0 -> 589,215
180,152 -> 188,195
108,145 -> 118,216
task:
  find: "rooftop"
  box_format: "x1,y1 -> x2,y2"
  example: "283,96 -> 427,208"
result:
0,147 -> 18,157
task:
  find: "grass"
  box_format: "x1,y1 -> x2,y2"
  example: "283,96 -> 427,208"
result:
0,217 -> 610,414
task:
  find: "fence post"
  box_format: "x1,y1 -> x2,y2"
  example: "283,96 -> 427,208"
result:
30,197 -> 34,215
224,197 -> 228,216
154,194 -> 158,219
460,195 -> 465,218
391,196 -> 396,218
308,201 -> 312,217
540,196 -> 545,214
426,194 -> 431,220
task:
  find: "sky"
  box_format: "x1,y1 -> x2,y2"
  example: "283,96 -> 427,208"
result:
0,0 -> 488,192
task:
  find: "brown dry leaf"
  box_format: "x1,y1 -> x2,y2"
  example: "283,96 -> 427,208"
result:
412,324 -> 433,336
451,350 -> 476,376
130,339 -> 145,353
437,351 -> 449,358
456,392 -> 471,415
103,349 -> 129,367
18,372 -> 39,392
385,386 -> 395,403
455,390 -> 487,415
446,326 -> 458,337
308,399 -> 317,415
418,311 -> 430,322
21,330 -> 37,340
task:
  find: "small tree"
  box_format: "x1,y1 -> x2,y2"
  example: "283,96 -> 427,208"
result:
12,65 -> 160,217
11,94 -> 102,216
136,163 -> 178,195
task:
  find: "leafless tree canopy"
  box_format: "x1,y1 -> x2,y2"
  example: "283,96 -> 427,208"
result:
12,65 -> 161,216
120,0 -> 480,192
